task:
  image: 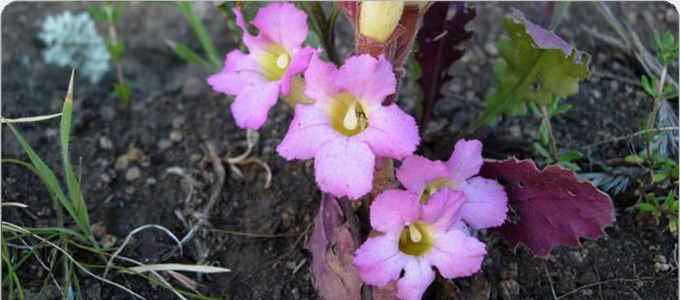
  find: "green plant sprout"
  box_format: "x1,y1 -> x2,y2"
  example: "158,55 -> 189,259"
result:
2,72 -> 227,300
166,2 -> 223,73
528,99 -> 583,171
89,2 -> 132,109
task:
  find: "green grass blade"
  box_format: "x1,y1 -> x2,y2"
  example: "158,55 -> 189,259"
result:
2,235 -> 26,300
60,72 -> 92,236
3,123 -> 86,232
177,1 -> 222,72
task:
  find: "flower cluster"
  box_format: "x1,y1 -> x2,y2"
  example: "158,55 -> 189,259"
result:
353,140 -> 508,300
207,3 -> 507,300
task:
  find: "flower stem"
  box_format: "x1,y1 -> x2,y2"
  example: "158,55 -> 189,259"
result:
541,105 -> 559,163
305,2 -> 341,65
645,66 -> 667,158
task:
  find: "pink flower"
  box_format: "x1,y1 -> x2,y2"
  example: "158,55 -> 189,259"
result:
396,139 -> 508,230
277,54 -> 419,199
207,2 -> 315,129
353,188 -> 487,300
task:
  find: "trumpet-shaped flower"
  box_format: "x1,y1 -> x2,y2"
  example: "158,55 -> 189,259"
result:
353,188 -> 486,300
207,2 -> 315,129
396,139 -> 508,230
277,54 -> 419,199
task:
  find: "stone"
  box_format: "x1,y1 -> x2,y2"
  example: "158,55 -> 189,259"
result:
484,42 -> 498,56
114,155 -> 129,171
499,279 -> 520,300
158,139 -> 173,151
100,172 -> 112,184
126,146 -> 143,162
182,77 -> 205,99
125,167 -> 141,182
98,136 -> 113,150
170,129 -> 183,142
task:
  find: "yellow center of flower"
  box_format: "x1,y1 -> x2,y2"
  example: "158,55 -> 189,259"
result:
258,44 -> 290,81
398,221 -> 434,256
419,177 -> 457,204
276,53 -> 290,69
328,93 -> 370,136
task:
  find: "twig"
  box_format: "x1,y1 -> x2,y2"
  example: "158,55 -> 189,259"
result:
1,113 -> 63,124
209,228 -> 299,238
580,127 -> 678,149
555,271 -> 675,299
543,262 -> 558,300
645,66 -> 668,157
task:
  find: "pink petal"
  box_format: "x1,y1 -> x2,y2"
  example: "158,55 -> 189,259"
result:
277,102 -> 338,160
303,54 -> 340,104
250,2 -> 309,55
353,233 -> 407,287
359,104 -> 420,160
280,47 -> 316,95
421,188 -> 465,231
396,155 -> 449,193
230,81 -> 280,129
459,176 -> 509,230
370,190 -> 421,233
233,7 -> 272,58
427,229 -> 486,279
337,55 -> 396,105
396,257 -> 435,300
207,50 -> 264,95
445,139 -> 483,182
314,138 -> 375,200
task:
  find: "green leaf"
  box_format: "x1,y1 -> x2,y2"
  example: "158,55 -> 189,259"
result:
88,5 -> 107,21
636,202 -> 658,212
107,41 -> 125,62
528,102 -> 541,117
641,75 -> 654,97
467,10 -> 590,131
558,161 -> 581,171
167,40 -> 211,71
624,154 -> 645,164
60,73 -> 91,236
111,3 -> 125,21
559,150 -> 583,162
114,83 -> 132,103
176,1 -> 222,72
552,104 -> 572,116
539,119 -> 549,145
652,173 -> 668,183
533,142 -> 551,159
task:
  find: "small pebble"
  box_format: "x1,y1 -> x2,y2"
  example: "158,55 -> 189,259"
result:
484,42 -> 498,56
100,173 -> 112,184
101,233 -> 118,248
114,155 -> 129,171
98,136 -> 113,150
146,177 -> 157,185
126,147 -> 143,162
158,139 -> 173,151
170,129 -> 183,142
125,167 -> 141,182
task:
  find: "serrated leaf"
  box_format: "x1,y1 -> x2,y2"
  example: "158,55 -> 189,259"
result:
480,158 -> 614,257
307,193 -> 362,300
636,202 -> 657,212
559,150 -> 583,162
468,9 -> 590,132
415,2 -> 475,130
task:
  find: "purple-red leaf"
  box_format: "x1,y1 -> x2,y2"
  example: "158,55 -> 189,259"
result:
307,193 -> 362,300
479,158 -> 614,257
415,2 -> 475,131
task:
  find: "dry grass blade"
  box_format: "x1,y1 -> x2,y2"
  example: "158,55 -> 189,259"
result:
166,270 -> 202,293
1,113 -> 64,124
126,263 -> 231,274
2,222 -> 146,300
104,224 -> 183,279
1,202 -> 29,208
225,129 -> 259,164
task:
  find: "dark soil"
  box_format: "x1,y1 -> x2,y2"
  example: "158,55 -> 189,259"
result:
2,2 -> 678,300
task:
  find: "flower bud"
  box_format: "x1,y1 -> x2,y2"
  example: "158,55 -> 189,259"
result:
359,1 -> 404,43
